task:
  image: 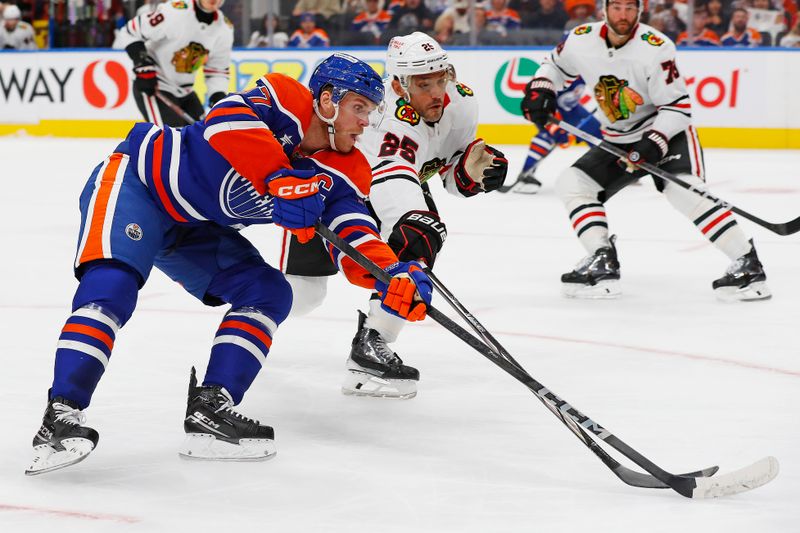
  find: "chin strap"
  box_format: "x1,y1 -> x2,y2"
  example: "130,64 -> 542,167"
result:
312,99 -> 340,152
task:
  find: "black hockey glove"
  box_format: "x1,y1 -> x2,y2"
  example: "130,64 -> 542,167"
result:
208,91 -> 226,107
520,78 -> 557,129
619,130 -> 669,173
388,210 -> 447,267
454,139 -> 509,197
126,42 -> 158,97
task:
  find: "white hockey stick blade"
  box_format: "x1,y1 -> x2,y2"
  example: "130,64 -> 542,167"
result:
690,456 -> 779,499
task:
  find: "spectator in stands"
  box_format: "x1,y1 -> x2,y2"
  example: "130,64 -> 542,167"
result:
0,4 -> 36,49
292,0 -> 342,26
248,13 -> 289,48
485,0 -> 522,36
721,7 -> 763,45
779,17 -> 800,45
563,0 -> 597,31
389,0 -> 434,32
747,0 -> 786,42
649,0 -> 687,40
527,0 -> 568,30
434,0 -> 471,43
705,0 -> 730,36
352,0 -> 392,42
677,3 -> 721,45
288,12 -> 331,46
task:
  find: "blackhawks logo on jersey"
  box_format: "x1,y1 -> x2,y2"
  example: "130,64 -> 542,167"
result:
641,31 -> 664,46
574,24 -> 592,35
171,0 -> 187,8
172,42 -> 209,74
395,98 -> 420,126
419,157 -> 447,183
455,82 -> 474,97
594,75 -> 644,123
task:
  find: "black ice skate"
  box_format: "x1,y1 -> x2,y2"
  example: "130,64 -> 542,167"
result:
499,166 -> 542,194
26,396 -> 99,476
342,311 -> 419,399
712,240 -> 771,302
179,367 -> 276,461
561,236 -> 622,299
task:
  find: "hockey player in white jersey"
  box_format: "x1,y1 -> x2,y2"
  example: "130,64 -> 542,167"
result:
282,32 -> 508,398
0,5 -> 36,50
114,0 -> 233,126
521,0 -> 770,301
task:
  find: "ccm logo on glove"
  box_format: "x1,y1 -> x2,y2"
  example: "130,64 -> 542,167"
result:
273,181 -> 321,198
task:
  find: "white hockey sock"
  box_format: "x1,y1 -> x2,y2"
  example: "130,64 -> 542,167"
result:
555,167 -> 610,253
285,275 -> 328,316
364,298 -> 405,343
663,176 -> 752,260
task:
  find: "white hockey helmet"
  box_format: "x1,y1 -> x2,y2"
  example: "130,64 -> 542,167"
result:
386,32 -> 451,90
3,4 -> 22,20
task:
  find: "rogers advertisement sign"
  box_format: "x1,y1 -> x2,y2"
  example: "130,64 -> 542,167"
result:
0,49 -> 797,131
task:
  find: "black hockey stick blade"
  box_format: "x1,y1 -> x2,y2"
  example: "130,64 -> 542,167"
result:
315,223 -> 778,498
155,90 -> 198,125
552,119 -> 800,236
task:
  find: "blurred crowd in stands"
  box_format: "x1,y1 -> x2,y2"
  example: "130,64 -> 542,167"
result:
0,0 -> 798,49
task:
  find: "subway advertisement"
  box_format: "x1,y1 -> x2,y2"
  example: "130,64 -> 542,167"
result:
0,48 -> 798,148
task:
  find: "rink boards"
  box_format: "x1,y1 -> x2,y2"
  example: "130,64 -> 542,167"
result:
0,47 -> 798,148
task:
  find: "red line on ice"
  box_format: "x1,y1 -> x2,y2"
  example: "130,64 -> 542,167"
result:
0,503 -> 140,523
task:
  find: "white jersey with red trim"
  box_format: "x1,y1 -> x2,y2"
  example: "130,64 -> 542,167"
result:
536,22 -> 691,144
356,79 -> 479,238
114,0 -> 233,98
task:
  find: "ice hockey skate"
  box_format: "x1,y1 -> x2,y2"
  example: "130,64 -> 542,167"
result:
712,241 -> 771,302
499,166 -> 542,194
342,311 -> 419,399
561,237 -> 621,299
26,396 -> 99,476
179,368 -> 276,461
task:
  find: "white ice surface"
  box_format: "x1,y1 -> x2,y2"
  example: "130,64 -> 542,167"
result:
0,136 -> 798,532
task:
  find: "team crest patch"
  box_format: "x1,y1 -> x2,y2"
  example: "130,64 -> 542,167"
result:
125,223 -> 143,241
419,157 -> 446,183
172,42 -> 209,73
641,31 -> 664,46
395,98 -> 420,125
574,25 -> 592,35
594,75 -> 644,123
455,82 -> 474,97
171,0 -> 187,8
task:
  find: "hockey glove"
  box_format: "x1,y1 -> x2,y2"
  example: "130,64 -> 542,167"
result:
454,139 -> 509,197
374,261 -> 433,322
520,78 -> 557,129
619,130 -> 669,173
267,168 -> 324,244
208,91 -> 226,107
388,210 -> 447,267
126,42 -> 158,97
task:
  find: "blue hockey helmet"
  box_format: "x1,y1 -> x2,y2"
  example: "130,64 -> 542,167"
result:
309,53 -> 384,106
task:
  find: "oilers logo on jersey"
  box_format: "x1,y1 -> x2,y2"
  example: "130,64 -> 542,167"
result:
220,170 -> 274,220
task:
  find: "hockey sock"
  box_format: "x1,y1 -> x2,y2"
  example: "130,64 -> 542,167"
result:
555,167 -> 610,253
663,177 -> 752,260
204,308 -> 277,404
523,133 -> 555,171
51,262 -> 140,409
364,296 -> 406,343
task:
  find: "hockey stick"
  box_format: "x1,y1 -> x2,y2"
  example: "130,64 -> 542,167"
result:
422,267 -> 717,490
155,90 -> 198,125
552,118 -> 800,236
316,222 -> 779,498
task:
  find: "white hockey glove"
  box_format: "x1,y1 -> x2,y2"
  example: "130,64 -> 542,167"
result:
453,139 -> 509,197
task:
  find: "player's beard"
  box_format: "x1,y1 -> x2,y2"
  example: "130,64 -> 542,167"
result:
608,15 -> 637,37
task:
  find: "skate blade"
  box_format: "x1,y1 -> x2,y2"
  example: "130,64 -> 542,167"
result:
342,371 -> 417,400
178,434 -> 276,461
715,281 -> 772,302
510,181 -> 541,194
562,280 -> 621,299
25,438 -> 96,476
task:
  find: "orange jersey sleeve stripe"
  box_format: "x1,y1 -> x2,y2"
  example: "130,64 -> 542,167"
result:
150,133 -> 188,222
206,105 -> 258,122
78,153 -> 124,265
207,128 -> 290,195
338,240 -> 399,290
61,323 -> 115,351
337,225 -> 380,240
